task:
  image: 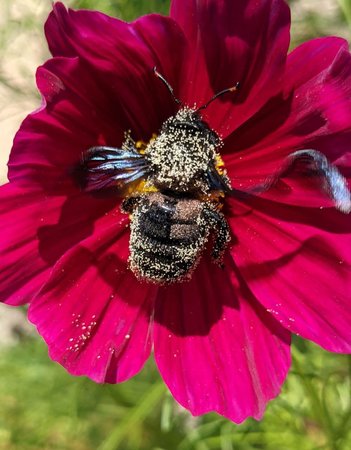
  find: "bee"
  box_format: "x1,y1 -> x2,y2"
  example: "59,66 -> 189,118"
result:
81,68 -> 351,284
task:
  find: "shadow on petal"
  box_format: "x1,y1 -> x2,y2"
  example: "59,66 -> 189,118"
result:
37,193 -> 119,265
235,235 -> 346,283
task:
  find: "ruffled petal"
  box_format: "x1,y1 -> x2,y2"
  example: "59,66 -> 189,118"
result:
9,56 -> 126,192
170,0 -> 290,136
28,216 -> 156,383
0,182 -> 119,305
45,2 -> 186,136
224,38 -> 351,192
227,195 -> 351,353
154,258 -> 291,423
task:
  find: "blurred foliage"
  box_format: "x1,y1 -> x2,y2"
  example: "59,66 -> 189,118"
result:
288,0 -> 351,45
0,0 -> 350,106
1,1 -> 351,449
338,0 -> 351,29
0,1 -> 46,101
0,334 -> 350,450
71,0 -> 169,21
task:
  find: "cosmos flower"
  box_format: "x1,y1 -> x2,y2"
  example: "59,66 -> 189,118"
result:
1,0 -> 351,423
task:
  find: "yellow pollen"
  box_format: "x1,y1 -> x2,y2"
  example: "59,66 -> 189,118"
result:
203,154 -> 227,208
121,134 -> 227,209
125,179 -> 158,196
122,134 -> 159,196
135,133 -> 157,154
215,153 -> 225,175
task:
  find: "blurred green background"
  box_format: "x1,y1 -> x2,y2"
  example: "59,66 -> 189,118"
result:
0,1 -> 351,449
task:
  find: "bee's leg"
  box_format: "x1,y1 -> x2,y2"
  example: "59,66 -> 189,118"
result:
203,206 -> 231,265
121,195 -> 140,214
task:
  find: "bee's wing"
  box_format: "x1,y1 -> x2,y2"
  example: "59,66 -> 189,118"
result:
82,146 -> 150,191
205,163 -> 231,192
232,149 -> 351,214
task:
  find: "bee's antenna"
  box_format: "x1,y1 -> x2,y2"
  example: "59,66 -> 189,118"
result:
153,66 -> 183,106
196,82 -> 240,112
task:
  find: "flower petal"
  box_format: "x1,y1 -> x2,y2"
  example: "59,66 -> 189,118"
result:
45,2 -> 186,136
224,38 -> 351,193
9,56 -> 126,192
0,184 -> 63,305
227,195 -> 351,352
154,257 -> 291,422
29,216 -> 156,383
0,182 -> 119,305
170,0 -> 290,136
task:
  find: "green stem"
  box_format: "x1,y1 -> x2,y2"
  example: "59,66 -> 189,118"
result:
97,381 -> 166,450
292,355 -> 338,450
338,355 -> 351,435
337,0 -> 351,30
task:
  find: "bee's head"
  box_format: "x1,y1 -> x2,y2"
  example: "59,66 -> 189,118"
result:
145,108 -> 222,193
148,68 -> 239,193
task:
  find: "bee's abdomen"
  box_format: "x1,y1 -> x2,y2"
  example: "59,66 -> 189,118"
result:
129,195 -> 207,284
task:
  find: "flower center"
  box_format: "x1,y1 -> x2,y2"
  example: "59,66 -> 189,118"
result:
122,132 -> 228,206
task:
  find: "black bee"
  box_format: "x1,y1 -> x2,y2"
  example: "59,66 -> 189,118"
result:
82,68 -> 351,284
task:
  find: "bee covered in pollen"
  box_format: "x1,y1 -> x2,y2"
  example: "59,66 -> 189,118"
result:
81,68 -> 351,285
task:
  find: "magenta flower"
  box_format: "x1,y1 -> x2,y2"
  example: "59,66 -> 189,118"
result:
1,0 -> 351,423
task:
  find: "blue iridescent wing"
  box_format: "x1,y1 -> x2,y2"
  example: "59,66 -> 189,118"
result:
231,149 -> 351,214
82,146 -> 150,191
